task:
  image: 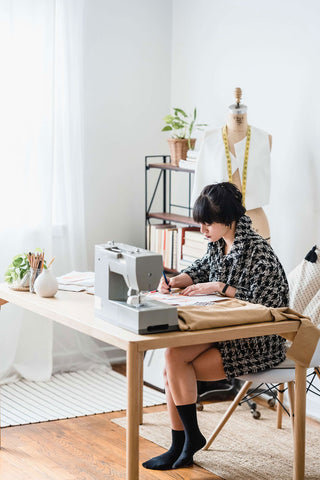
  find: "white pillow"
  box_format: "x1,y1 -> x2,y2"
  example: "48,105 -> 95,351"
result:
288,245 -> 320,313
303,289 -> 320,328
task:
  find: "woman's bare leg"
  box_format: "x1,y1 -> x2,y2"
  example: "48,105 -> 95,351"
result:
165,344 -> 226,406
143,344 -> 227,470
164,368 -> 184,430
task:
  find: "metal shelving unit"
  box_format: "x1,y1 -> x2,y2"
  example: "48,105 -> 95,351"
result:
145,155 -> 200,273
145,155 -> 198,250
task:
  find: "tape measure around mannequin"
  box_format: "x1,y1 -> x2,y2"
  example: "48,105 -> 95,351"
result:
222,125 -> 251,208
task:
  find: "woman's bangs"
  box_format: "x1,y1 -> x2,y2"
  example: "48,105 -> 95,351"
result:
193,196 -> 218,224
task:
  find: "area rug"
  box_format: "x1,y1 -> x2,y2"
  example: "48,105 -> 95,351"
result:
113,401 -> 320,480
0,367 -> 165,427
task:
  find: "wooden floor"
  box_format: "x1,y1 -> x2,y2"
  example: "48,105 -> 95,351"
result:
0,364 -> 220,480
0,404 -> 221,480
1,364 -> 319,480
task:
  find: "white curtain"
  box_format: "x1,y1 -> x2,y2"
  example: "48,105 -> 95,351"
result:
0,0 -> 110,383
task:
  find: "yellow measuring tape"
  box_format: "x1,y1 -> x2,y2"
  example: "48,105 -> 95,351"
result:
222,125 -> 251,208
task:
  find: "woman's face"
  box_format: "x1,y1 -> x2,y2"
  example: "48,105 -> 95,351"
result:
200,222 -> 230,242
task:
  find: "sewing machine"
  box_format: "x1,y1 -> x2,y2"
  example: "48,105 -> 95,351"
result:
94,242 -> 178,334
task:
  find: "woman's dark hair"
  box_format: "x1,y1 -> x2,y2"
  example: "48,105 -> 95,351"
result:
193,182 -> 246,226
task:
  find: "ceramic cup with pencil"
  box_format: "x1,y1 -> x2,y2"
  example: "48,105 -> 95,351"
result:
28,251 -> 45,293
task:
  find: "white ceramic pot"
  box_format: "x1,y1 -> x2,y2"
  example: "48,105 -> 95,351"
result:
34,269 -> 58,297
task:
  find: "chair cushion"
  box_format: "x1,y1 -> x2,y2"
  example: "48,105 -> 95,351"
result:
239,367 -> 296,384
273,357 -> 296,368
288,245 -> 320,313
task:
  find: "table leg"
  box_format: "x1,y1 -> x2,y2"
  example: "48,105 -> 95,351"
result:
138,351 -> 144,425
293,364 -> 306,480
126,343 -> 140,480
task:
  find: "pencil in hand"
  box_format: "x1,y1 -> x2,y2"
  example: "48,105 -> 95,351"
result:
162,271 -> 171,292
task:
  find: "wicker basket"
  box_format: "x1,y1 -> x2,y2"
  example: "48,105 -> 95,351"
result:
167,138 -> 196,166
9,286 -> 29,292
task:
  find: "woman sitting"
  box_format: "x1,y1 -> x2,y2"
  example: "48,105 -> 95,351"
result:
143,182 -> 289,471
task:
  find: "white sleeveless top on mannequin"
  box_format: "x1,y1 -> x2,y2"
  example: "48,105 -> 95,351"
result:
192,125 -> 271,210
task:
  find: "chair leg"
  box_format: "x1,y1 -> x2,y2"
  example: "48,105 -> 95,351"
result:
276,383 -> 284,429
315,367 -> 320,381
287,380 -> 295,431
203,380 -> 252,450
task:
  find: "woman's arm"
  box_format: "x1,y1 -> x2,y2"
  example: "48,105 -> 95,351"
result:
235,255 -> 289,308
158,272 -> 193,294
181,281 -> 236,297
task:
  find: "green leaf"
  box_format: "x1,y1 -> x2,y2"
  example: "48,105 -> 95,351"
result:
188,120 -> 195,137
174,118 -> 188,125
163,114 -> 174,123
12,255 -> 23,265
173,108 -> 188,118
4,251 -> 31,284
172,120 -> 185,130
162,106 -> 207,138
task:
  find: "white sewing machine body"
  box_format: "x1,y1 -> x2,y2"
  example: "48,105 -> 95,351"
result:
94,242 -> 178,334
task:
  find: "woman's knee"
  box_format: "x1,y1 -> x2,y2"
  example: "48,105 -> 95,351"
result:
165,347 -> 182,367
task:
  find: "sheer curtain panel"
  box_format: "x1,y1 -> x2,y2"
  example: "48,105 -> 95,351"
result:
0,0 -> 110,384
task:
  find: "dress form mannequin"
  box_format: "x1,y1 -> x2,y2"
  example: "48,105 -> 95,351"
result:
226,88 -> 271,240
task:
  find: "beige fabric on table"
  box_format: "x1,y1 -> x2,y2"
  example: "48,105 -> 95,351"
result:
177,298 -> 320,368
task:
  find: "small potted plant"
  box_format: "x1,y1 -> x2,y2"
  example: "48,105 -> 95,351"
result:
5,249 -> 45,291
161,107 -> 207,166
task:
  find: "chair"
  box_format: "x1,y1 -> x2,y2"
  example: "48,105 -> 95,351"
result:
204,245 -> 320,450
204,335 -> 320,450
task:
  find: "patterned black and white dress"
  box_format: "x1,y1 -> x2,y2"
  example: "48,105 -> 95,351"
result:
182,215 -> 289,379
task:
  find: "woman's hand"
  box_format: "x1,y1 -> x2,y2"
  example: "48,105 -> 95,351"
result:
181,281 -> 224,296
157,272 -> 193,294
158,276 -> 171,294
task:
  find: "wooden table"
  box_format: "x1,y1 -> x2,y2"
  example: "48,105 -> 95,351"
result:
0,285 -> 306,480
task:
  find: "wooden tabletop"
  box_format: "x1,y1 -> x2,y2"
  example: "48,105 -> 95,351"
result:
0,284 -> 300,353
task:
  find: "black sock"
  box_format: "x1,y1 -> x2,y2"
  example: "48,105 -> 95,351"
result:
172,403 -> 206,469
142,429 -> 185,470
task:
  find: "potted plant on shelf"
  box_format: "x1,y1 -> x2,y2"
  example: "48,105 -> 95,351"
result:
161,107 -> 207,166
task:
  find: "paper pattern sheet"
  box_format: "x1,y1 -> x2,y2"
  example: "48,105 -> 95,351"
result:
57,271 -> 95,293
147,291 -> 229,306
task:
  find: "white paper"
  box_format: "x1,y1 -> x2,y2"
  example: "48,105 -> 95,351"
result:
56,271 -> 95,287
58,284 -> 86,292
146,291 -> 229,306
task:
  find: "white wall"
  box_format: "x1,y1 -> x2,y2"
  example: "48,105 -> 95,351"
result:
82,0 -> 173,269
80,0 -> 172,363
170,0 -> 320,273
80,0 -> 320,417
170,0 -> 320,420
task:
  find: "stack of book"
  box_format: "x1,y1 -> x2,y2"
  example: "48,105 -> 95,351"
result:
178,227 -> 209,271
179,149 -> 199,170
147,224 -> 178,270
147,224 -> 208,272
